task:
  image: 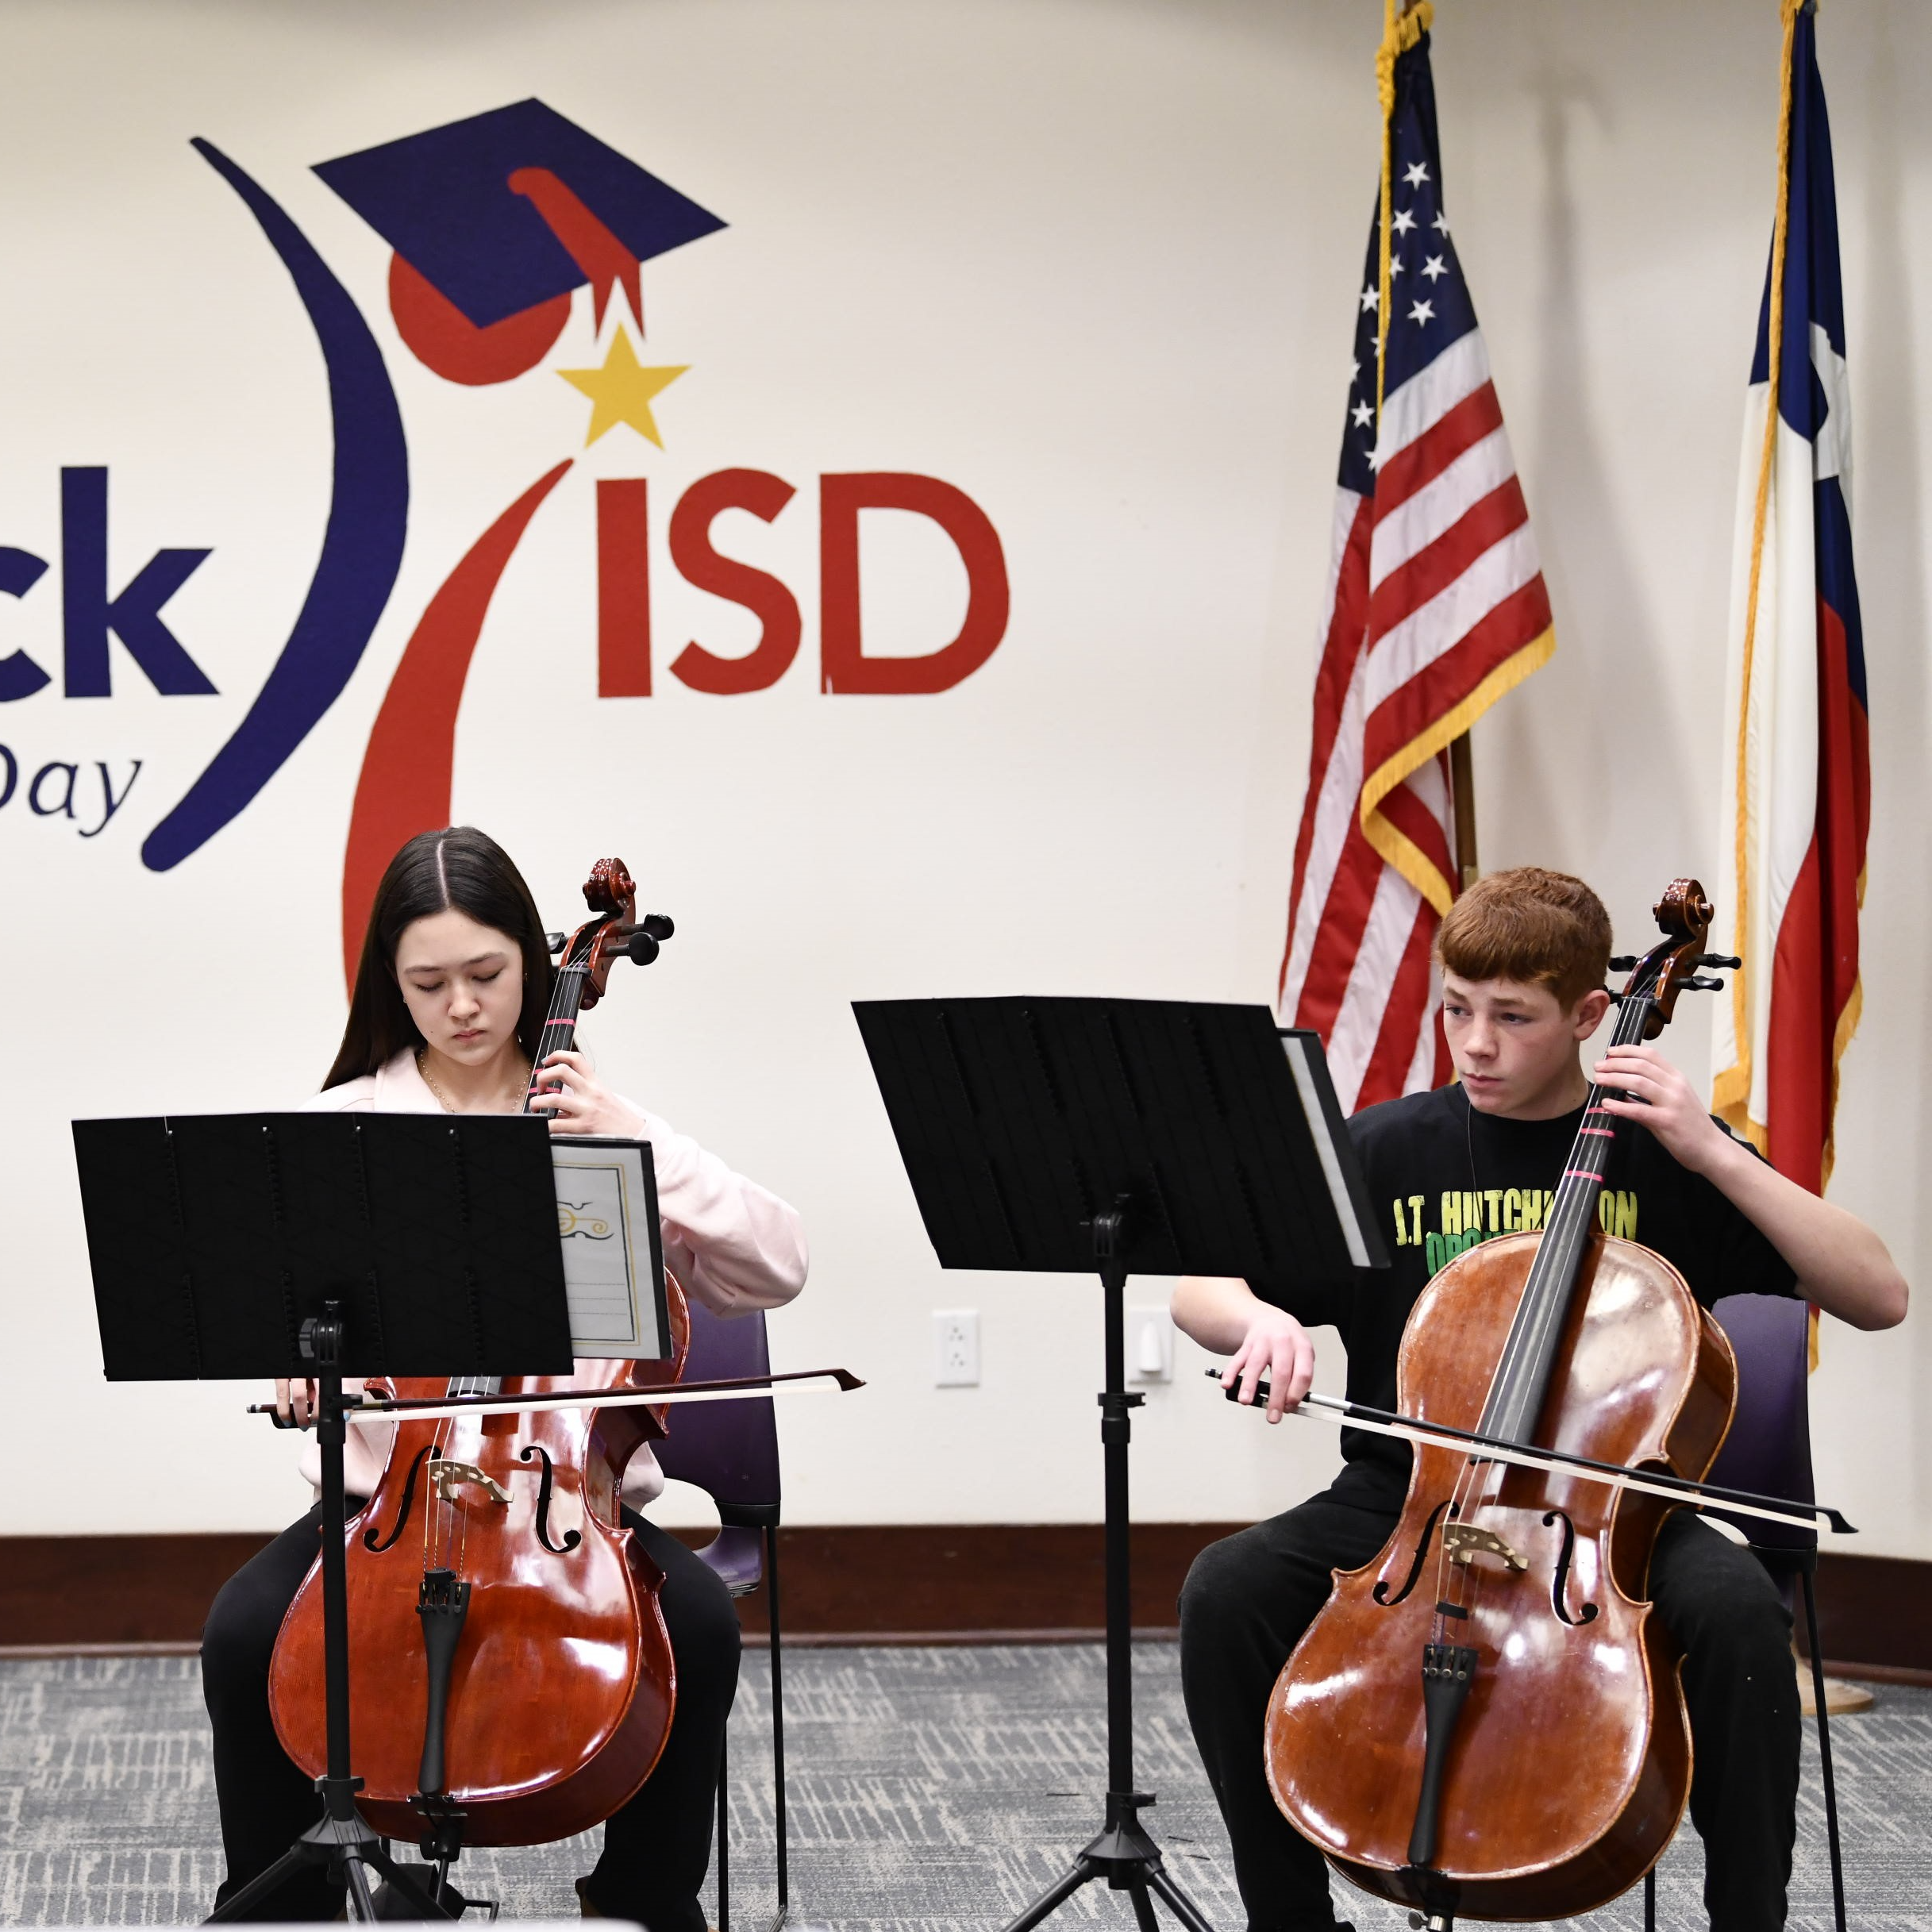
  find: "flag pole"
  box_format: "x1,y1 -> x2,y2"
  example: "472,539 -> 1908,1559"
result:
1449,732 -> 1479,887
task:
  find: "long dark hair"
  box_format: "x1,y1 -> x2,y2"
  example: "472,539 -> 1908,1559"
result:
325,826 -> 555,1089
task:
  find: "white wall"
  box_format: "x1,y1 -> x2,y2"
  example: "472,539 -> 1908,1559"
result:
1,0 -> 1925,1561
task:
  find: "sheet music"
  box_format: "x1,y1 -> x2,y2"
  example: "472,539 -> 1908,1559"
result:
550,1139 -> 668,1357
1279,1032 -> 1373,1268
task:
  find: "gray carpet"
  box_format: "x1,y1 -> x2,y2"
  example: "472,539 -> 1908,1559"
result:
0,1645 -> 1924,1929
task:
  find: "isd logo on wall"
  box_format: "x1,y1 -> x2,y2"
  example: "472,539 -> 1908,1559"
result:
2,99 -> 1008,956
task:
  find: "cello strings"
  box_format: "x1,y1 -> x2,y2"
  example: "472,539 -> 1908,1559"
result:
529,921 -> 595,1116
388,917 -> 607,1606
404,907 -> 621,1594
1430,984 -> 1658,1633
507,933 -> 591,1476
421,949 -> 579,1587
1471,990 -> 1652,1448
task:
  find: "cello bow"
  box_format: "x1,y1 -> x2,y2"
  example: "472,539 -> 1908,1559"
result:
1209,1368 -> 1853,1535
252,1366 -> 864,1429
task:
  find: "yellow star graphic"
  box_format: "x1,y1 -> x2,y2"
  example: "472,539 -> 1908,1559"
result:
557,327 -> 689,447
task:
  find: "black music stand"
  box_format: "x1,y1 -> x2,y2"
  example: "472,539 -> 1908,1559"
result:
852,999 -> 1387,1932
71,1110 -> 576,1924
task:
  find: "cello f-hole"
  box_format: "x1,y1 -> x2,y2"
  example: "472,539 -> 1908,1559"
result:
1541,1509 -> 1599,1626
1374,1498 -> 1453,1607
364,1445 -> 431,1553
519,1445 -> 583,1555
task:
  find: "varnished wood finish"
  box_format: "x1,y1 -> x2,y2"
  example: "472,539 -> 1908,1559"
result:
1265,1233 -> 1737,1919
271,1287 -> 692,1847
1798,1553 -> 1932,1676
6,1535 -> 1930,1673
0,1533 -> 276,1648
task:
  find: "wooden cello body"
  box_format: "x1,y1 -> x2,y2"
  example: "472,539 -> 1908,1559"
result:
269,1299 -> 687,1845
268,856 -> 688,1849
1264,878 -> 1740,1922
1265,1233 -> 1734,1918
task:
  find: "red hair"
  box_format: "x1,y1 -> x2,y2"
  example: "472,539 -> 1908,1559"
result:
1435,867 -> 1611,1012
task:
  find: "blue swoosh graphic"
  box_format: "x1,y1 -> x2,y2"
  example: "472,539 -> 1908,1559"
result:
143,139 -> 409,872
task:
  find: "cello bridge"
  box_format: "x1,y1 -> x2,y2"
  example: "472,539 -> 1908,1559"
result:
1442,1522 -> 1527,1572
429,1459 -> 511,1506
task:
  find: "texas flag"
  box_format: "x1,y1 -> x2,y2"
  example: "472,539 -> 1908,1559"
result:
1711,2 -> 1868,1199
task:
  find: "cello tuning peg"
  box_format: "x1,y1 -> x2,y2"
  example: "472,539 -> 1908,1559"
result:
1608,956 -> 1638,972
1697,953 -> 1743,970
616,914 -> 673,966
1684,976 -> 1726,991
545,930 -> 567,956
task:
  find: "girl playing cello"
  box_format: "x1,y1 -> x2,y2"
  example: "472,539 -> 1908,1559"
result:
201,826 -> 807,1929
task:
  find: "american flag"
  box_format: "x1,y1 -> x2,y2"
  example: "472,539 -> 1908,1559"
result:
1278,12 -> 1554,1114
1711,2 -> 1868,1196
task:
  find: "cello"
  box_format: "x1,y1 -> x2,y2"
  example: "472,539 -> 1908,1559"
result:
1264,879 -> 1742,1926
269,857 -> 691,1849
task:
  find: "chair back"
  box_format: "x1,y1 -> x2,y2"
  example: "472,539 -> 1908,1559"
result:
1706,1292 -> 1815,1555
653,1298 -> 782,1528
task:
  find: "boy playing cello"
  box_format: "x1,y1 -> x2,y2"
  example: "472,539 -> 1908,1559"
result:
1173,867 -> 1905,1932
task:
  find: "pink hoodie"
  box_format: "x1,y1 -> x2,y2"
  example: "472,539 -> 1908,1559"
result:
294,1049 -> 808,1505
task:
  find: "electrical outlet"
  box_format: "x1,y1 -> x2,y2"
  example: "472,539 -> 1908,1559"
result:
933,1308 -> 979,1386
1128,1307 -> 1173,1383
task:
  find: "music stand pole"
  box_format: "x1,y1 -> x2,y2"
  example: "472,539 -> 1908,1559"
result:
998,1206 -> 1217,1932
1100,1215 -> 1137,1815
207,1304 -> 454,1924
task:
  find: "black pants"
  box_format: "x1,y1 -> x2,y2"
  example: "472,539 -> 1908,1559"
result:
1178,1489 -> 1800,1932
202,1504 -> 741,1931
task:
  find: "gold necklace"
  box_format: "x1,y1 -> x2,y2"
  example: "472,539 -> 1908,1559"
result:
418,1049 -> 531,1115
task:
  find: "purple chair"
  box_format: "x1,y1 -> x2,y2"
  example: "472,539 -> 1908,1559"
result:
652,1299 -> 790,1932
1692,1292 -> 1847,1932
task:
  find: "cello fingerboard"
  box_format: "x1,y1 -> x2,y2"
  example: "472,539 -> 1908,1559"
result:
527,960 -> 591,1111
437,932 -> 595,1403
1475,991 -> 1654,1449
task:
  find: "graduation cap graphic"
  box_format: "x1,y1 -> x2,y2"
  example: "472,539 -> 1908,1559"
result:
315,99 -> 725,386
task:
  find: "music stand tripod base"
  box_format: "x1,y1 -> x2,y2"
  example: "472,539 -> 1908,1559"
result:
1001,1788 -> 1220,1932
